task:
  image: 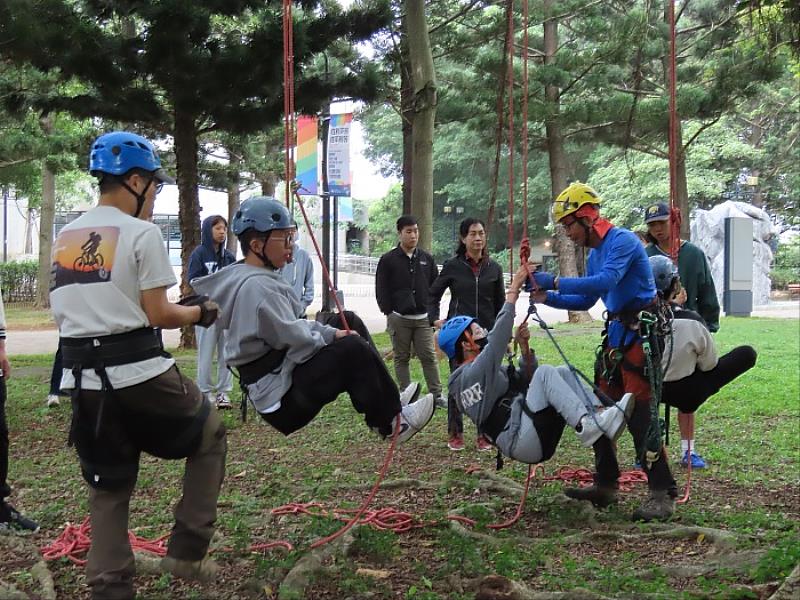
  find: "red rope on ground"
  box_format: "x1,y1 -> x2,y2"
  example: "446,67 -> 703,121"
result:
487,464 -> 541,530
308,413 -> 401,548
41,518 -> 169,566
542,466 -> 648,493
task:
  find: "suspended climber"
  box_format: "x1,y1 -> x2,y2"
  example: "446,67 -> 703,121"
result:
649,256 -> 757,428
437,264 -> 635,466
528,182 -> 677,521
191,196 -> 436,442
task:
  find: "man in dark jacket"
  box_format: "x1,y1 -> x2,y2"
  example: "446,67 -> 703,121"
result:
375,215 -> 442,401
188,215 -> 237,408
428,217 -> 504,451
644,202 -> 720,468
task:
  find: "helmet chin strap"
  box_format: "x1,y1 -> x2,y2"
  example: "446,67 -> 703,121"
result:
462,329 -> 483,363
254,236 -> 278,270
119,178 -> 152,219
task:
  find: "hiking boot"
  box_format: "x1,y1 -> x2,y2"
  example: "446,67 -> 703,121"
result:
564,485 -> 618,508
632,490 -> 675,522
0,503 -> 39,533
576,393 -> 635,448
476,435 -> 494,452
681,451 -> 706,469
160,555 -> 219,582
399,382 -> 421,407
46,394 -> 61,408
447,433 -> 465,451
216,392 -> 233,410
394,393 -> 435,443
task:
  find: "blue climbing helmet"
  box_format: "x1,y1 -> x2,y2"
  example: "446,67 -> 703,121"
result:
438,316 -> 477,360
649,255 -> 679,295
88,131 -> 175,184
231,196 -> 295,236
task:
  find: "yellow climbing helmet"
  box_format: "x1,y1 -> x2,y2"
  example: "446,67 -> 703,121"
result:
552,182 -> 602,222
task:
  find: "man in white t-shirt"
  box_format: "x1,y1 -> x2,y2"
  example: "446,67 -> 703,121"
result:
50,131 -> 227,600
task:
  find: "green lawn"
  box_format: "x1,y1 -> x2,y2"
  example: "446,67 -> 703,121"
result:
1,316 -> 798,599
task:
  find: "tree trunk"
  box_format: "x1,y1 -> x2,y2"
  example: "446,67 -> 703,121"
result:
260,174 -> 277,197
400,19 -> 414,216
24,207 -> 34,254
749,120 -> 764,208
174,110 -> 202,349
663,0 -> 690,239
543,1 -> 590,323
36,115 -> 56,309
404,0 -> 436,252
227,152 -> 241,254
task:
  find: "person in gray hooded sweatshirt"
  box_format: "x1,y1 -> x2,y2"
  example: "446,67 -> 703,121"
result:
188,215 -> 237,408
192,196 -> 435,441
438,264 -> 634,465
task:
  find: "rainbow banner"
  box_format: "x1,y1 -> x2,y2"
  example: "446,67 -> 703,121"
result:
296,115 -> 318,196
327,113 -> 352,197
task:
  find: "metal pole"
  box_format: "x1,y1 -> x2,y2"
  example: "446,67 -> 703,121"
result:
3,187 -> 8,263
321,115 -> 332,312
332,195 -> 338,291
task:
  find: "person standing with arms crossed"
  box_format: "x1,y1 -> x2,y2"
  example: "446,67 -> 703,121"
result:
429,217 -> 504,451
50,132 -> 227,599
644,202 -> 720,468
376,216 -> 443,403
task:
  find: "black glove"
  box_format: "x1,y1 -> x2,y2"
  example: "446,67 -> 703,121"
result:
179,294 -> 219,328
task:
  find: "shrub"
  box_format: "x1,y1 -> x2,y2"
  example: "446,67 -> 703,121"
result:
0,260 -> 39,303
771,236 -> 800,290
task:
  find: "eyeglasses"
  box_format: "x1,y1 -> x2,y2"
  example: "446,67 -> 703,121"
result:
269,232 -> 295,247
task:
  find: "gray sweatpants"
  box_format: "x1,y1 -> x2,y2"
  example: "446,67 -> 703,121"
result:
195,323 -> 233,394
496,365 -> 601,464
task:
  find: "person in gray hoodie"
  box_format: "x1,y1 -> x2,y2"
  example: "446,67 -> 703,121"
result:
279,227 -> 314,315
187,215 -> 237,408
438,264 -> 634,466
192,196 -> 435,441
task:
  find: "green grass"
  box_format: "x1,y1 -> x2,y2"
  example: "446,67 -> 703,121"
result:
1,316 -> 798,599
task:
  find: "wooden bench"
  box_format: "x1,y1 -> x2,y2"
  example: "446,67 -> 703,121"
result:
788,283 -> 800,298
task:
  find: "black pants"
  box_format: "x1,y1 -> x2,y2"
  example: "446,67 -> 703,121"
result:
446,357 -> 464,436
0,375 -> 9,499
663,346 -> 757,413
263,335 -> 401,437
318,310 -> 378,354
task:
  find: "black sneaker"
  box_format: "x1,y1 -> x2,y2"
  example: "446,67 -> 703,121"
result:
564,484 -> 618,508
0,503 -> 39,533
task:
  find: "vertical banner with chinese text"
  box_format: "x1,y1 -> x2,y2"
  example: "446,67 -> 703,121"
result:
326,113 -> 352,197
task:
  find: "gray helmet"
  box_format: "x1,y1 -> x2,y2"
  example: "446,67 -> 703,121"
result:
649,255 -> 679,294
231,196 -> 294,236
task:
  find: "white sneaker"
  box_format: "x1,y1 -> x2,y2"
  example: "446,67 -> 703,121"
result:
577,393 -> 635,448
399,382 -> 421,407
394,393 -> 435,444
46,394 -> 61,408
434,394 -> 447,409
216,392 -> 233,410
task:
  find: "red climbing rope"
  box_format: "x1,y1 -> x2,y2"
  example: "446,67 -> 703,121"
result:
41,518 -> 168,566
487,464 -> 540,530
542,466 -> 648,493
283,0 -> 296,208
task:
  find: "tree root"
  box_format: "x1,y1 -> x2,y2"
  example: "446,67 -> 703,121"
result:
339,478 -> 437,491
0,580 -> 27,600
560,524 -> 740,552
30,560 -> 56,600
768,563 -> 800,600
475,575 -> 616,600
277,529 -> 355,600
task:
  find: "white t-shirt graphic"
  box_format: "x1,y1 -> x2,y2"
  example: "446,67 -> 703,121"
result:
50,205 -> 176,390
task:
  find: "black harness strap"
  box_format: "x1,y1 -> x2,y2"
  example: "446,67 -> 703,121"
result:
233,348 -> 288,422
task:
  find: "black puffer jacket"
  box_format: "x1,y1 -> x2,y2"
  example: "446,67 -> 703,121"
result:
375,245 -> 439,316
428,254 -> 505,329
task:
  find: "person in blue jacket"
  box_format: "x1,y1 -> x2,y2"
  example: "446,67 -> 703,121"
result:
529,182 -> 676,522
188,215 -> 237,408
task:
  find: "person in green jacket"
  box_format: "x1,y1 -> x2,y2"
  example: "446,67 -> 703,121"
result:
644,202 -> 720,469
